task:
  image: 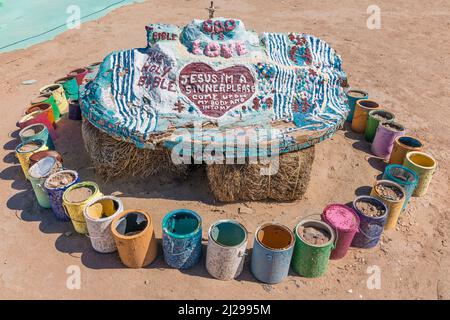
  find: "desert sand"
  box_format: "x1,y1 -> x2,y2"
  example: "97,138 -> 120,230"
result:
0,0 -> 449,299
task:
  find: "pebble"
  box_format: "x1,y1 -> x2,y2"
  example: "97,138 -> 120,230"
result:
347,289 -> 353,293
22,79 -> 37,85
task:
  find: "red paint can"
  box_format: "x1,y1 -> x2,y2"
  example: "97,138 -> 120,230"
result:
67,68 -> 89,85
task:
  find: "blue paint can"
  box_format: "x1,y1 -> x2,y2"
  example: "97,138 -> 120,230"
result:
250,223 -> 295,284
382,164 -> 418,211
162,209 -> 202,269
351,196 -> 388,249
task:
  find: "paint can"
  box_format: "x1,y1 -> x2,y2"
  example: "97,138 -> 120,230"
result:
111,210 -> 158,268
389,136 -> 424,165
30,150 -> 62,167
83,196 -> 124,253
19,123 -> 55,150
44,170 -> 79,221
206,219 -> 248,281
371,122 -> 406,160
30,95 -> 60,123
370,180 -> 405,230
40,84 -> 69,115
68,99 -> 82,120
18,110 -> 57,140
67,68 -> 89,85
291,217 -> 335,278
62,182 -> 102,234
28,157 -> 63,208
55,76 -> 79,100
351,99 -> 380,133
322,205 -> 359,260
403,151 -> 437,197
251,223 -> 295,283
25,102 -> 56,126
382,164 -> 418,211
162,209 -> 202,269
364,109 -> 395,143
345,89 -> 368,122
15,139 -> 48,179
351,196 -> 388,248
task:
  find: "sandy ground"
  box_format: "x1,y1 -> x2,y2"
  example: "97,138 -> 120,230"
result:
0,0 -> 449,300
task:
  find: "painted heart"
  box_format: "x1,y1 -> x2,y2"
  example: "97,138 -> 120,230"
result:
178,62 -> 256,118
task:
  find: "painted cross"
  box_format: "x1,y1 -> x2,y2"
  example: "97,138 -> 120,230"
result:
173,99 -> 185,113
206,1 -> 218,19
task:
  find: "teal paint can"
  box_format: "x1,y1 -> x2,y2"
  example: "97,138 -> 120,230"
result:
346,89 -> 368,122
55,76 -> 79,100
382,164 -> 418,211
19,123 -> 55,150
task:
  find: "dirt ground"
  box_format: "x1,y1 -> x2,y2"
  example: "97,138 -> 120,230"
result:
1,0 -> 449,300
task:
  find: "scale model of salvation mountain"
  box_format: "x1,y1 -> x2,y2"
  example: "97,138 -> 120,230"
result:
81,18 -> 349,154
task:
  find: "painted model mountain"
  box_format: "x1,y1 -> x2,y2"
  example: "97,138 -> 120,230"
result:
81,18 -> 348,153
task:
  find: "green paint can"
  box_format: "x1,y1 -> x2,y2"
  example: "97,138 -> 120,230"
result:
365,110 -> 395,143
291,215 -> 336,278
55,76 -> 79,100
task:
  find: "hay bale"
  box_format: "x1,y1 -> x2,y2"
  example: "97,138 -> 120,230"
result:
81,120 -> 189,181
206,146 -> 315,202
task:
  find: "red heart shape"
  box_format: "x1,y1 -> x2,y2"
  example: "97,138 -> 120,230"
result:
178,62 -> 256,118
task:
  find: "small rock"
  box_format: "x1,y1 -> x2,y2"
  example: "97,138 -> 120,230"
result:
261,284 -> 273,293
64,231 -> 73,237
238,206 -> 253,214
359,294 -> 363,299
347,289 -> 353,293
144,280 -> 149,285
22,79 -> 37,85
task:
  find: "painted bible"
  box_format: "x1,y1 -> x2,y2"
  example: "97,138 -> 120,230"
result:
81,18 -> 348,154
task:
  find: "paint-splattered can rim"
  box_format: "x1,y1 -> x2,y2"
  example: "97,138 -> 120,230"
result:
44,169 -> 79,191
384,164 -> 419,186
19,123 -> 46,139
322,204 -> 360,233
162,209 -> 202,239
294,218 -> 336,248
39,83 -> 62,95
62,181 -> 100,205
372,179 -> 406,203
352,195 -> 389,220
208,219 -> 248,249
83,195 -> 123,223
254,223 -> 295,252
346,88 -> 368,98
405,151 -> 437,170
111,209 -> 153,240
15,138 -> 45,154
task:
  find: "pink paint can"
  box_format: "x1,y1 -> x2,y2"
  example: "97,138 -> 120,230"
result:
67,68 -> 89,86
322,204 -> 360,260
371,121 -> 406,160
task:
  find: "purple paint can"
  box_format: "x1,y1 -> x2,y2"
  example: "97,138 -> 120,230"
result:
371,122 -> 406,160
322,204 -> 360,260
44,170 -> 80,221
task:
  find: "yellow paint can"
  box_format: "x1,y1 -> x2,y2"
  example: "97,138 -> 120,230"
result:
40,84 -> 69,115
370,180 -> 405,230
403,151 -> 437,197
62,182 -> 102,234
